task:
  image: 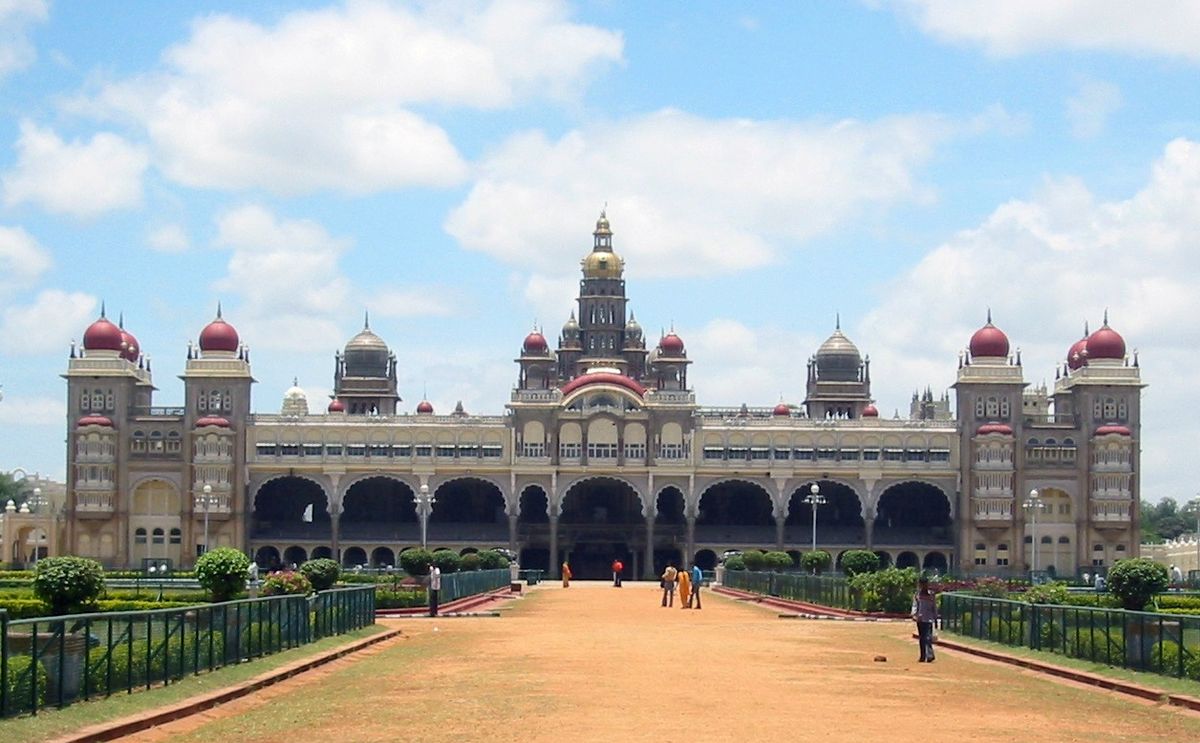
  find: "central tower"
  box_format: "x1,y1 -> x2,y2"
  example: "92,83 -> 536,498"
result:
575,211 -> 630,373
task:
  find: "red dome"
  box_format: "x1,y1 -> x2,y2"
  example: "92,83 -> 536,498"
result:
119,328 -> 140,362
1086,323 -> 1125,360
327,399 -> 345,413
560,371 -> 647,398
83,315 -> 123,352
772,402 -> 791,417
77,414 -> 113,427
1095,424 -> 1131,436
199,310 -> 240,353
976,422 -> 1013,436
969,315 -> 1009,358
523,331 -> 548,354
195,416 -> 231,428
1067,337 -> 1088,370
659,331 -> 685,355
862,404 -> 879,418
416,400 -> 434,414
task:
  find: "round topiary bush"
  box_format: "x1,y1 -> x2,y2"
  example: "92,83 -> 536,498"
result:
299,558 -> 340,591
742,550 -> 767,571
195,547 -> 251,603
431,549 -> 462,574
841,549 -> 881,577
801,550 -> 831,575
763,551 -> 794,572
399,548 -> 434,577
459,553 -> 481,571
262,570 -> 312,596
723,554 -> 746,571
477,550 -> 510,570
1107,558 -> 1169,611
32,556 -> 105,615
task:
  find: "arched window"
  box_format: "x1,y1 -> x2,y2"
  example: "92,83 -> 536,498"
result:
151,528 -> 165,545
169,528 -> 182,544
134,528 -> 147,544
1040,535 -> 1053,544
1058,536 -> 1070,544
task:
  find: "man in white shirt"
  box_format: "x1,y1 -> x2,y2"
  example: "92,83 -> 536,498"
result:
429,565 -> 442,616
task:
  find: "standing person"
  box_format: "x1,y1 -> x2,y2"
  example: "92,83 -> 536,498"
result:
911,577 -> 938,662
677,564 -> 692,608
561,561 -> 572,588
612,558 -> 624,587
661,563 -> 678,607
428,565 -> 442,617
690,563 -> 703,609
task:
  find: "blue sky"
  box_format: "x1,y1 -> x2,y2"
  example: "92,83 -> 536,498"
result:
1,1 -> 1198,502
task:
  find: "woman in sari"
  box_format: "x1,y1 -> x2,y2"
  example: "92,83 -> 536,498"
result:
677,565 -> 692,608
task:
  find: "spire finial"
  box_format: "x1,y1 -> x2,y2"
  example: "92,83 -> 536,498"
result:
118,311 -> 124,329
835,312 -> 840,330
100,300 -> 107,319
986,307 -> 992,324
292,376 -> 298,387
363,310 -> 370,330
1084,320 -> 1089,337
216,301 -> 223,320
1103,308 -> 1109,326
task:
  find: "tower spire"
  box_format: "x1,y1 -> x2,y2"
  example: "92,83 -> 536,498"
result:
363,310 -> 370,330
835,312 -> 840,330
216,301 -> 223,320
100,300 -> 107,319
986,307 -> 992,324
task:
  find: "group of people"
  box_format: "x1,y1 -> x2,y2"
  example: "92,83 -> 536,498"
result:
660,563 -> 703,609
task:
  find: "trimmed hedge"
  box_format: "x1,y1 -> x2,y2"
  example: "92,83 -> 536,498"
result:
4,656 -> 48,713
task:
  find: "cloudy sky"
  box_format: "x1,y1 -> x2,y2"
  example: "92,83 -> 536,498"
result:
0,1 -> 1197,501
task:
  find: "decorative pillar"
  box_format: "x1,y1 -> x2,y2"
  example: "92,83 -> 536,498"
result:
644,516 -> 655,579
549,514 -> 559,578
508,513 -> 519,552
864,514 -> 874,550
330,511 -> 340,561
774,515 -> 785,550
685,515 -> 696,571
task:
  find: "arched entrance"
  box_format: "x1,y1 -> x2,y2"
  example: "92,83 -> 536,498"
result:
923,551 -> 948,575
371,546 -> 395,567
517,485 -> 550,572
873,481 -> 952,547
342,546 -> 367,568
252,476 -> 330,543
130,479 -> 183,567
785,480 -> 865,548
693,548 -> 718,570
559,477 -> 644,579
255,545 -> 281,570
312,546 -> 333,560
431,478 -> 507,543
283,545 -> 307,567
341,476 -> 417,542
874,551 -> 892,568
896,551 -> 919,569
696,480 -> 773,548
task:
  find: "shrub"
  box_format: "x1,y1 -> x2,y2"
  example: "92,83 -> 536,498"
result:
1107,558 -> 1169,611
841,550 -> 881,577
0,598 -> 50,618
800,550 -> 831,575
195,548 -> 251,603
262,570 -> 312,596
375,587 -> 427,609
459,553 -> 482,571
477,550 -> 510,570
973,576 -> 1011,599
431,550 -> 462,574
32,556 -> 105,615
5,655 -> 48,712
399,548 -> 435,577
763,551 -> 794,572
742,550 -> 767,571
1022,581 -> 1070,605
300,558 -> 340,591
723,555 -> 746,571
849,567 -> 920,613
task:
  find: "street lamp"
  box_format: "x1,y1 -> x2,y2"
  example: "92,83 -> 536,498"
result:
416,484 -> 436,550
804,482 -> 826,572
30,487 -> 44,564
1023,488 -> 1044,576
201,484 -> 214,556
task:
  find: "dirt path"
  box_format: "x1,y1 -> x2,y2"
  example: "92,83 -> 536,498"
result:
127,581 -> 1200,743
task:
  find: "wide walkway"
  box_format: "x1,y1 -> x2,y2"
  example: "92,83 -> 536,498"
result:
137,581 -> 1200,742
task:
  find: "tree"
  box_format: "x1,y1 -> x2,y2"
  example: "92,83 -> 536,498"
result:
763,551 -> 794,572
32,556 -> 105,615
195,547 -> 251,603
0,472 -> 31,507
1106,558 -> 1169,611
399,548 -> 434,577
742,550 -> 767,571
299,558 -> 340,591
801,550 -> 831,575
841,550 -> 881,577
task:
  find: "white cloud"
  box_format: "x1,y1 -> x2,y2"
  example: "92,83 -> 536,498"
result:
877,0 -> 1200,60
369,289 -> 455,319
0,289 -> 97,355
447,109 -> 949,279
146,223 -> 190,253
79,0 -> 622,194
0,224 -> 51,293
684,319 -> 824,407
0,0 -> 47,81
0,394 -> 65,425
1066,80 -> 1122,139
1,121 -> 148,218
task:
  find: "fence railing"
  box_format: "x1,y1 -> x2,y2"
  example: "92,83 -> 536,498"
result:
722,571 -> 856,610
440,569 -> 510,603
939,593 -> 1200,681
0,585 -> 375,718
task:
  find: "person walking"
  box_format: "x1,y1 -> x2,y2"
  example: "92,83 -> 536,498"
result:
661,563 -> 678,607
612,559 -> 624,587
677,564 -> 692,608
911,577 -> 938,662
428,565 -> 442,617
561,561 -> 572,588
690,563 -> 703,609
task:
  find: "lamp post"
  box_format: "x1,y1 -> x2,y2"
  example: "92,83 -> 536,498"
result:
416,484 -> 436,550
30,487 -> 44,564
804,482 -> 826,572
1023,488 -> 1044,577
201,484 -> 213,556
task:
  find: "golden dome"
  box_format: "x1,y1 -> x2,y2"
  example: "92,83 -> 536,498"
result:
582,249 -> 624,279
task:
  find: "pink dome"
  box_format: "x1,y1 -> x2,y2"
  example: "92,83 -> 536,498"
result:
977,422 -> 1013,436
1095,424 -> 1131,436
772,402 -> 791,417
195,416 -> 231,428
1067,337 -> 1088,370
523,330 -> 548,354
199,308 -> 240,353
969,313 -> 1010,358
77,414 -> 113,427
560,372 -> 647,398
862,404 -> 879,418
119,327 -> 140,362
1086,322 -> 1126,360
416,400 -> 434,415
83,314 -> 123,352
659,331 -> 685,355
327,399 -> 345,413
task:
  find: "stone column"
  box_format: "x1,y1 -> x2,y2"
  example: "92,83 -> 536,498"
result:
549,515 -> 559,578
686,515 -> 696,571
774,515 -> 785,550
330,511 -> 340,563
508,513 -> 519,552
644,517 -> 655,579
864,515 -> 874,550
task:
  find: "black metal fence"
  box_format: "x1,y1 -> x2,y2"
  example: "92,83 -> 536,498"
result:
939,593 -> 1200,681
723,571 -> 855,610
439,569 -> 510,603
0,585 -> 376,718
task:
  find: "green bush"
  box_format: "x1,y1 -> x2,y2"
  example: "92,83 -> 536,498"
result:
299,558 -> 340,591
973,576 -> 1012,599
841,550 -> 880,577
430,549 -> 461,574
4,655 -> 48,712
375,587 -> 427,609
1022,582 -> 1071,605
459,553 -> 481,571
723,555 -> 746,571
763,551 -> 793,572
0,597 -> 50,618
1156,595 -> 1200,610
1107,558 -> 1169,611
85,628 -> 228,696
477,550 -> 510,570
399,548 -> 435,577
741,550 -> 767,571
800,550 -> 831,575
32,556 -> 105,615
195,548 -> 251,603
849,567 -> 919,613
262,570 -> 312,596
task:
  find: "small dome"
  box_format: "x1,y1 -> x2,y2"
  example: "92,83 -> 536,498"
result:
1095,424 -> 1132,437
976,422 -> 1014,436
83,311 -> 123,352
118,321 -> 140,362
77,414 -> 114,427
862,404 -> 879,418
815,322 -> 862,381
199,306 -> 240,353
772,402 -> 791,417
416,399 -> 434,415
346,327 -> 387,350
523,330 -> 549,355
195,416 -> 231,428
1086,318 -> 1126,360
969,312 -> 1010,358
626,315 -> 642,337
327,398 -> 345,413
659,331 -> 685,355
281,378 -> 309,416
1067,335 -> 1088,371
582,250 -> 624,279
563,313 -> 579,333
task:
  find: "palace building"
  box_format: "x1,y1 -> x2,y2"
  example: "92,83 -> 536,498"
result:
60,214 -> 1143,579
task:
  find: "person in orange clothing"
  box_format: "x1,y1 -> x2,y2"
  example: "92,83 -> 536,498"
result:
561,561 -> 572,588
677,564 -> 692,608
